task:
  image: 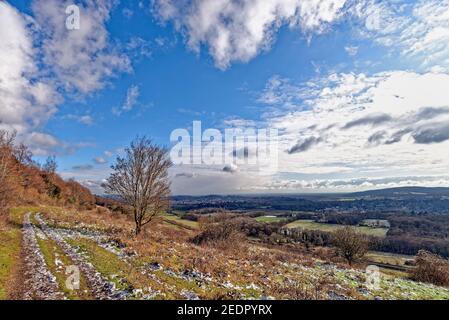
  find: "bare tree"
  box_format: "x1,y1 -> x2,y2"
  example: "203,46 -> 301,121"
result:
332,227 -> 368,265
0,130 -> 16,210
104,136 -> 172,235
14,143 -> 34,166
43,156 -> 57,174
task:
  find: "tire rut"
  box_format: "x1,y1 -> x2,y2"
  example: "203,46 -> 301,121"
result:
34,213 -> 128,300
22,212 -> 65,300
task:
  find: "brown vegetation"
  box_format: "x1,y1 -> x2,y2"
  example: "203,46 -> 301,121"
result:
410,250 -> 449,286
332,227 -> 368,265
192,212 -> 245,250
0,130 -> 95,216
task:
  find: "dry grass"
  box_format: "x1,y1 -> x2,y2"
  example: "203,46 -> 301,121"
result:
39,206 -> 333,298
36,205 -> 449,300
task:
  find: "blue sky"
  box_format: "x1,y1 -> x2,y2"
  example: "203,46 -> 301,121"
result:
2,0 -> 449,194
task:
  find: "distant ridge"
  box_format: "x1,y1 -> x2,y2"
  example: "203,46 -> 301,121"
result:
349,186 -> 449,197
171,186 -> 449,199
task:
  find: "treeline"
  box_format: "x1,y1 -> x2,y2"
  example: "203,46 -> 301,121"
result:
0,130 -> 95,213
370,236 -> 449,257
179,207 -> 449,257
173,195 -> 449,215
301,211 -> 449,257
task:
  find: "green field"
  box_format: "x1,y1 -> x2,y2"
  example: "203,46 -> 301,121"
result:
255,216 -> 288,223
366,251 -> 414,267
163,214 -> 199,229
285,219 -> 388,237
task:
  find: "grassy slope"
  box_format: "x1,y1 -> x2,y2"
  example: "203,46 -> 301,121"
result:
286,219 -> 388,237
0,228 -> 21,299
5,206 -> 448,300
0,207 -> 39,299
67,237 -> 237,300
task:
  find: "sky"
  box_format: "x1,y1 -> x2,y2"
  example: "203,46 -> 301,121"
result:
2,0 -> 449,195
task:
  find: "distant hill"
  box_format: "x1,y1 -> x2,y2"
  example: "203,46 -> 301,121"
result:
350,186 -> 449,198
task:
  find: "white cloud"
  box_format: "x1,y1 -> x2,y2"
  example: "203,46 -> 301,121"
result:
1,1 -> 132,155
246,175 -> 449,193
153,0 -> 348,69
262,71 -> 449,183
63,114 -> 94,125
31,0 -> 131,94
93,157 -> 108,165
152,0 -> 449,71
104,150 -> 114,157
112,85 -> 141,115
186,70 -> 449,193
0,2 -> 61,153
345,45 -> 358,56
353,0 -> 449,72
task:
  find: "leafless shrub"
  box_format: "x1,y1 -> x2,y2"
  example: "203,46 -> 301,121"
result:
192,212 -> 244,249
332,227 -> 368,265
272,278 -> 330,300
410,250 -> 449,286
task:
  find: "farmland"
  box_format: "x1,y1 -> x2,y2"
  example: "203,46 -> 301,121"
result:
285,219 -> 389,238
162,213 -> 199,230
255,216 -> 288,223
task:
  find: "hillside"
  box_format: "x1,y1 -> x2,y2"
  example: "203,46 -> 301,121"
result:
0,131 -> 95,212
1,206 -> 449,300
1,132 -> 449,300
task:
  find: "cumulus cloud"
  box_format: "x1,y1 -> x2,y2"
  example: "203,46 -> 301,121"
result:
153,0 -> 348,69
31,0 -> 130,94
342,113 -> 392,130
62,114 -> 94,126
78,179 -> 107,194
241,70 -> 449,190
412,122 -> 449,144
287,136 -> 322,154
93,157 -> 108,165
1,1 -> 131,155
112,85 -> 140,116
345,45 -> 359,56
353,0 -> 449,72
223,164 -> 239,173
0,2 -> 60,147
152,0 -> 449,71
168,68 -> 449,192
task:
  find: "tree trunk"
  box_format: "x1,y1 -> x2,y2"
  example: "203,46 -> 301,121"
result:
135,222 -> 142,236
